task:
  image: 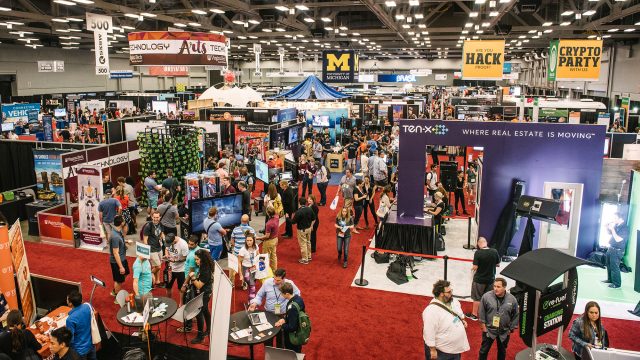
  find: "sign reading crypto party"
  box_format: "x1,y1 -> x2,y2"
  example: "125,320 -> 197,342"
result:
128,31 -> 228,67
462,40 -> 505,80
322,50 -> 358,83
548,39 -> 603,81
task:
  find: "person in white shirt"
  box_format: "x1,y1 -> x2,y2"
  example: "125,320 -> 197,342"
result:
237,233 -> 260,300
422,280 -> 470,360
164,234 -> 190,302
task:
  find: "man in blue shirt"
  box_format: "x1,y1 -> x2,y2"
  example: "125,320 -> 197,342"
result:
98,188 -> 121,244
65,290 -> 95,360
248,268 -> 300,315
133,253 -> 153,297
144,170 -> 162,215
202,206 -> 227,260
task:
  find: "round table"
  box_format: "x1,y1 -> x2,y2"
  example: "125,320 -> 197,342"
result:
228,310 -> 281,360
116,296 -> 178,347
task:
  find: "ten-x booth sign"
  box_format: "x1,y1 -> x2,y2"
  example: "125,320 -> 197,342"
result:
322,50 -> 358,83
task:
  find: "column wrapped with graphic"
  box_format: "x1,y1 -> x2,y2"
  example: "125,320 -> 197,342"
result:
137,125 -> 201,206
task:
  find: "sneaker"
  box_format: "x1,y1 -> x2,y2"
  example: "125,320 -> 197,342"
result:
342,262 -> 347,268
190,336 -> 204,344
298,259 -> 309,264
608,284 -> 621,289
465,314 -> 478,321
176,327 -> 192,333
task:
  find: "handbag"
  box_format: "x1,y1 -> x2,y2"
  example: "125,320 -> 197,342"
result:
89,303 -> 101,345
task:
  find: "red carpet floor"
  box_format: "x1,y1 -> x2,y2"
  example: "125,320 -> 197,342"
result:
24,183 -> 640,359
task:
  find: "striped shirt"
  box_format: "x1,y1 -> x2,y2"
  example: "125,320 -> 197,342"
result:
231,224 -> 256,255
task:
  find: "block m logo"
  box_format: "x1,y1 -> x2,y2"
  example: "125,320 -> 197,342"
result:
326,53 -> 350,71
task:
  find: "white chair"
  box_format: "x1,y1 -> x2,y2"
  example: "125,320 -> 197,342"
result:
265,346 -> 305,360
170,293 -> 204,349
115,290 -> 129,308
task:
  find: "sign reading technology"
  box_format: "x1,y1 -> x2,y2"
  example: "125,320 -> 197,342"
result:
462,40 -> 505,80
548,39 -> 603,81
127,31 -> 228,67
322,50 -> 358,83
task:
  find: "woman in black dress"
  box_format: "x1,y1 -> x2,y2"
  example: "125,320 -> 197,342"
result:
362,176 -> 378,228
189,249 -> 214,344
308,195 -> 320,254
454,170 -> 468,216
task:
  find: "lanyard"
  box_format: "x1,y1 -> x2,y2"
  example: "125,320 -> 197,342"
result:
273,285 -> 281,303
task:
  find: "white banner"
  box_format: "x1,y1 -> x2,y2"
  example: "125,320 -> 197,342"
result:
86,12 -> 113,33
77,166 -> 105,251
94,31 -> 110,76
128,39 -> 227,56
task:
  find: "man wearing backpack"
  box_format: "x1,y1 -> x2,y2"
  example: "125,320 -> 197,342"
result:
275,282 -> 308,354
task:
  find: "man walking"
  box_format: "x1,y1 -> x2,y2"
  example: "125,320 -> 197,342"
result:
65,291 -> 96,360
290,197 -> 316,264
230,215 -> 256,285
98,188 -> 121,243
144,170 -> 162,215
143,211 -> 165,288
109,215 -> 130,296
478,278 -> 519,360
422,280 -> 469,360
279,180 -> 296,238
603,211 -> 629,289
202,206 -> 227,260
164,234 -> 189,300
339,169 -> 357,209
162,168 -> 181,202
467,237 -> 501,321
157,192 -> 179,236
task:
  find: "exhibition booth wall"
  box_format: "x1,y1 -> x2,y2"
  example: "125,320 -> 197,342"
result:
397,120 -> 606,258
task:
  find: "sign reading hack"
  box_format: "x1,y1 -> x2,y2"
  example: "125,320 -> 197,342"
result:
462,40 -> 505,80
548,39 -> 603,81
322,50 -> 358,83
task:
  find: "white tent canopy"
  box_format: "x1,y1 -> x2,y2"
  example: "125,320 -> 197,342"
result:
198,85 -> 263,107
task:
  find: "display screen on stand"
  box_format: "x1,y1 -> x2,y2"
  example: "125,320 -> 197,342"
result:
189,193 -> 243,233
255,159 -> 269,183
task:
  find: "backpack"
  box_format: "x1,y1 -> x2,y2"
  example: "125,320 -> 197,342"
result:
324,165 -> 331,180
288,301 -> 311,346
386,255 -> 418,285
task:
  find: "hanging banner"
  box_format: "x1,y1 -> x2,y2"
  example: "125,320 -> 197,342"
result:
34,150 -> 64,201
1,103 -> 40,123
127,31 -> 228,67
548,39 -> 602,81
93,31 -> 110,76
148,66 -> 189,76
86,12 -> 113,33
77,166 -> 104,250
0,223 -> 18,310
9,220 -> 36,325
462,40 -> 505,80
322,50 -> 358,83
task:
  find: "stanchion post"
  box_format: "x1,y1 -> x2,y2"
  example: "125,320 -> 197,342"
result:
463,216 -> 475,250
443,255 -> 449,281
354,245 -> 369,286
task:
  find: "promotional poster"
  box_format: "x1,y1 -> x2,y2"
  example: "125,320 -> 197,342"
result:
1,103 -> 40,123
548,39 -> 603,81
77,166 -> 105,250
462,40 -> 505,80
34,150 -> 65,201
8,220 -> 36,325
43,115 -> 53,141
128,31 -> 228,67
322,50 -> 358,83
234,124 -> 269,161
37,210 -> 74,246
0,224 -> 18,310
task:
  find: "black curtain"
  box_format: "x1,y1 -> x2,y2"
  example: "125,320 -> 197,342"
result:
518,217 -> 536,257
491,199 -> 518,257
0,142 -> 36,192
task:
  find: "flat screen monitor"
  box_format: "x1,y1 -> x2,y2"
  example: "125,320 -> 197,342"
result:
288,127 -> 299,144
54,109 -> 67,118
189,193 -> 243,233
255,159 -> 269,183
31,274 -> 81,315
1,122 -> 15,132
280,172 -> 293,181
312,115 -> 330,127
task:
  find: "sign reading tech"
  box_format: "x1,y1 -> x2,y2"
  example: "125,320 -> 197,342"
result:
462,40 -> 505,80
322,50 -> 358,83
548,39 -> 603,81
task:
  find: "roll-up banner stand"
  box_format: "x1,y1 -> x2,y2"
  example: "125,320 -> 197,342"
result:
77,166 -> 104,251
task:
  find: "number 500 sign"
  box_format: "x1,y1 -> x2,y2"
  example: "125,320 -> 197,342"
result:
86,12 -> 113,33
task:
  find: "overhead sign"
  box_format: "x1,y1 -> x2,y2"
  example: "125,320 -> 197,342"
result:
1,103 -> 40,122
378,74 -> 417,82
109,70 -> 133,79
148,65 -> 189,76
93,28 -> 110,75
322,50 -> 358,83
358,73 -> 375,83
435,74 -> 448,81
410,69 -> 433,76
265,72 -> 314,77
86,12 -> 113,33
127,31 -> 228,67
548,39 -> 603,81
38,61 -> 65,73
462,40 -> 505,80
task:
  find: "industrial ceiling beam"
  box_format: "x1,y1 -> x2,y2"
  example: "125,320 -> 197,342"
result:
360,0 -> 408,43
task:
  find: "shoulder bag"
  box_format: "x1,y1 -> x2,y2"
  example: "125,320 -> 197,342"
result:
429,301 -> 463,322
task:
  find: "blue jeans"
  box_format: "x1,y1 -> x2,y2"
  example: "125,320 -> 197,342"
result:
317,182 -> 328,205
209,244 -> 223,261
337,235 -> 351,262
424,343 -> 461,360
606,248 -> 624,287
80,347 -> 97,360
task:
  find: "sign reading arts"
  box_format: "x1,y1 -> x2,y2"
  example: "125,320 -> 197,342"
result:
322,50 -> 358,83
548,39 -> 602,81
462,40 -> 505,80
128,31 -> 228,67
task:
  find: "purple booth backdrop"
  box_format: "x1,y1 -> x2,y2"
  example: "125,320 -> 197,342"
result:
397,120 -> 606,258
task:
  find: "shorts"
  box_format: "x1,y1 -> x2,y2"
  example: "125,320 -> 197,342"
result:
148,195 -> 158,209
167,271 -> 186,290
209,244 -> 223,261
110,260 -> 130,283
471,281 -> 492,301
375,179 -> 388,187
150,251 -> 163,267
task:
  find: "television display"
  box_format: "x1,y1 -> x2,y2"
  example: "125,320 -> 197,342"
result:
255,159 -> 269,183
31,274 -> 81,315
1,122 -> 15,132
312,115 -> 330,127
288,127 -> 299,144
190,194 -> 243,233
54,109 -> 67,118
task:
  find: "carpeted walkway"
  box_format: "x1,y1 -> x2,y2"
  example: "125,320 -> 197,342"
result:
24,183 -> 640,359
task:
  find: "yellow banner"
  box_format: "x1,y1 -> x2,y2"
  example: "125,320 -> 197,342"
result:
462,40 -> 505,80
555,39 -> 602,81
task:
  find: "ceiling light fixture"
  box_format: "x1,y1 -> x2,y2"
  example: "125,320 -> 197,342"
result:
560,21 -> 571,26
489,11 -> 499,16
608,28 -> 619,32
481,22 -> 490,27
542,22 -> 552,26
295,4 -> 309,10
0,6 -> 10,11
415,14 -> 424,19
544,29 -> 553,33
52,18 -> 70,23
140,12 -> 156,17
402,24 -> 410,28
66,17 -> 83,22
339,26 -> 348,30
395,14 -> 405,20
624,28 -> 635,32
583,10 -> 596,16
465,22 -> 473,27
409,0 -> 419,5
248,19 -> 260,24
191,9 -> 207,15
470,12 -> 479,17
188,22 -> 200,27
275,5 -> 289,11
602,34 -> 611,38
303,17 -> 315,23
489,0 -> 496,7
385,0 -> 397,7
174,23 -> 187,27
122,25 -> 135,30
211,8 -> 225,14
262,28 -> 272,32
53,0 -> 76,5
325,26 -> 333,30
275,27 -> 285,31
321,17 -> 331,22
561,10 -> 574,16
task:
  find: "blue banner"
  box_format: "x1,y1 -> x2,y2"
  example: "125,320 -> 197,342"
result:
109,70 -> 133,79
377,74 -> 417,82
277,108 -> 297,122
1,103 -> 40,122
42,115 -> 53,141
503,62 -> 512,74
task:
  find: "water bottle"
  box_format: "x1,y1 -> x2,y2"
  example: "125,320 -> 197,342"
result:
247,328 -> 253,341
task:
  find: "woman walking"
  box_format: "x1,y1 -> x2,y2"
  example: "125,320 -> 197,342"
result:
362,176 -> 378,229
335,207 -> 354,268
237,232 -> 260,301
